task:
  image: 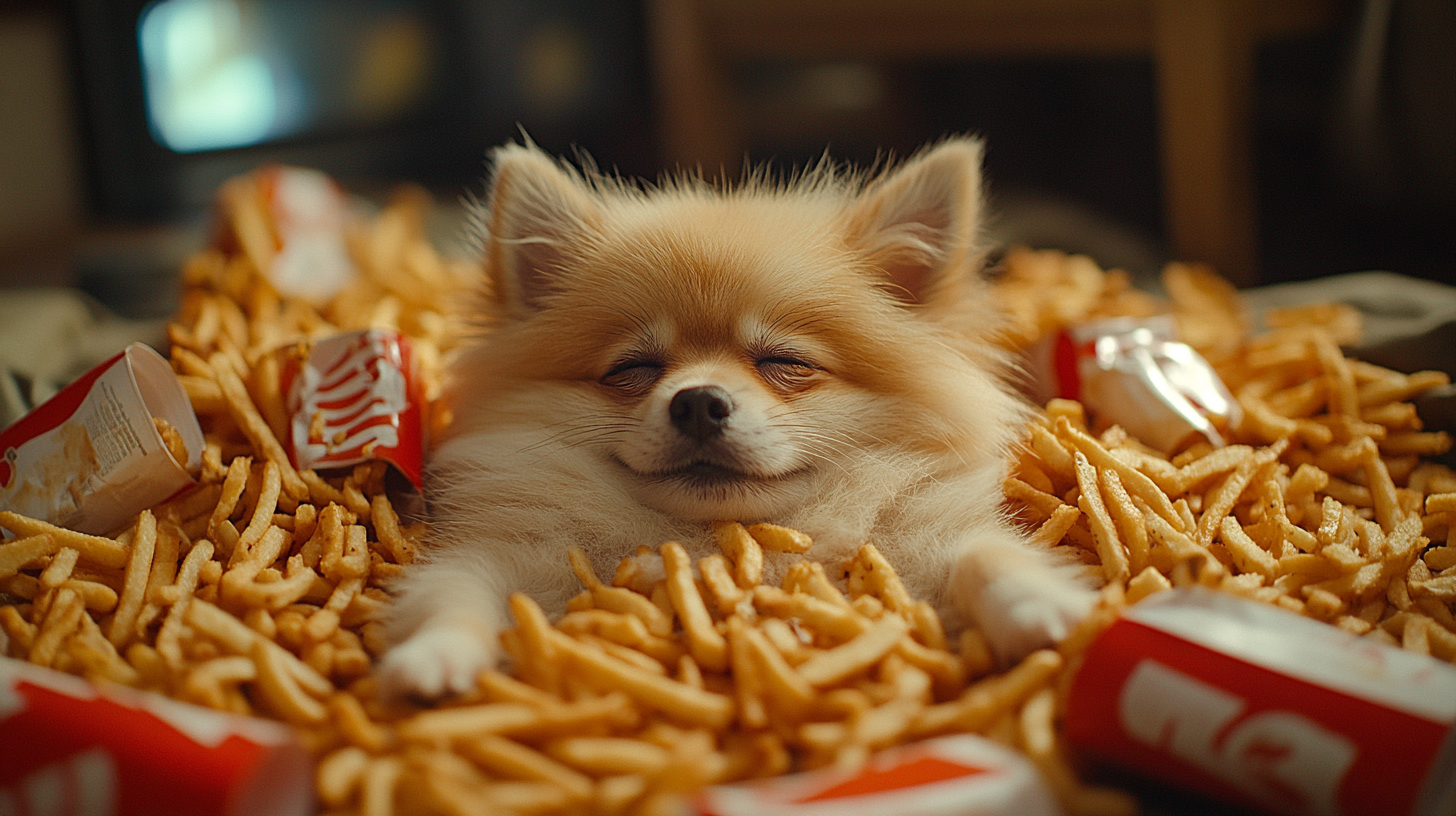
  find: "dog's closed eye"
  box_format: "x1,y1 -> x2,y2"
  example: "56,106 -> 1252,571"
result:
754,354 -> 820,390
602,358 -> 664,395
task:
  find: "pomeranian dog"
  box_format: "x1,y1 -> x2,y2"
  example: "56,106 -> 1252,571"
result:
379,137 -> 1096,699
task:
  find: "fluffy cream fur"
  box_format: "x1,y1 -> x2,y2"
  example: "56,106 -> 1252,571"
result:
379,138 -> 1096,698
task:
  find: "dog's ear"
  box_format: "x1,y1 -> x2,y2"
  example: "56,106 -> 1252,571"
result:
483,143 -> 599,313
846,138 -> 985,304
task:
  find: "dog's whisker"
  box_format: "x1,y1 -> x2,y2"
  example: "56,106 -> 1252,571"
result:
516,424 -> 636,456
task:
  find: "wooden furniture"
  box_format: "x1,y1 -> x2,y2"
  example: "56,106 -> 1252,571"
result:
646,0 -> 1337,286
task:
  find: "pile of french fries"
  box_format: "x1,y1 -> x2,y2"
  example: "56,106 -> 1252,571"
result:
2,176 -> 1454,816
997,247 -> 1456,654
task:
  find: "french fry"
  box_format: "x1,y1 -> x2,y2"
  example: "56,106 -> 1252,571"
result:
459,735 -> 594,802
397,701 -> 542,742
31,587 -> 85,668
107,511 -> 157,651
1057,418 -> 1182,530
745,522 -> 813,554
209,351 -> 308,501
712,521 -> 763,588
912,649 -> 1064,737
546,627 -> 734,729
795,614 -> 908,688
753,586 -> 869,642
317,745 -> 371,808
0,515 -> 127,570
660,542 -> 728,673
698,554 -> 747,616
1074,452 -> 1129,585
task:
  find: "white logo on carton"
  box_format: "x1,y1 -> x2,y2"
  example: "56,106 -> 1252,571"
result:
1119,659 -> 1357,816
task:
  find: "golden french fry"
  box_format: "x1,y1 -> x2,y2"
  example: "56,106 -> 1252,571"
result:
108,511 -> 157,650
31,587 -> 85,668
850,543 -> 914,613
913,649 -> 1063,737
0,534 -> 61,581
0,515 -> 126,570
360,756 -> 403,816
1030,504 -> 1081,548
592,584 -> 673,638
251,639 -> 327,725
460,735 -> 594,802
1057,418 -> 1182,530
699,554 -> 747,616
753,586 -> 869,642
726,617 -> 767,729
317,745 -> 371,808
397,701 -> 541,742
547,628 -> 733,729
741,624 -> 816,713
713,521 -> 763,588
1125,565 -> 1173,604
371,494 -> 417,565
782,561 -> 855,611
1074,451 -> 1129,585
209,352 -> 308,501
660,541 -> 728,673
1218,516 -> 1277,580
795,614 -> 908,688
509,592 -> 563,695
231,461 -> 281,562
745,523 -> 812,553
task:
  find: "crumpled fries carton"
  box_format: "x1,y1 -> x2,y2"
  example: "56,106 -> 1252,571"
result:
278,329 -> 426,488
0,344 -> 202,535
1065,587 -> 1456,816
1027,315 -> 1242,454
0,657 -> 312,816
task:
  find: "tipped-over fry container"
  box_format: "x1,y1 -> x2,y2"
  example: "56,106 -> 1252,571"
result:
1027,315 -> 1241,454
1064,587 -> 1456,816
0,657 -> 312,816
0,344 -> 202,536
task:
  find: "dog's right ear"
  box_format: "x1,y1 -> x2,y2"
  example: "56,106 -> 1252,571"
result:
483,143 -> 599,314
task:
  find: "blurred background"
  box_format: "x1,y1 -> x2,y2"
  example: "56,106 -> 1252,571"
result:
0,0 -> 1452,322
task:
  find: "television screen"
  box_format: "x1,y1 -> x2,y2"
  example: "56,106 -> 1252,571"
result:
137,0 -> 441,154
72,0 -> 653,220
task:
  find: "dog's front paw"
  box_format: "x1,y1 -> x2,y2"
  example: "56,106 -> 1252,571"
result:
378,624 -> 498,700
971,571 -> 1097,665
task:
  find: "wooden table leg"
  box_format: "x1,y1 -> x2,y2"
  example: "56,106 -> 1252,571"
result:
646,0 -> 742,178
1153,0 -> 1260,286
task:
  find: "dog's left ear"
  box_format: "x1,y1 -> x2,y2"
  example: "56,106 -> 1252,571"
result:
483,142 -> 600,315
846,138 -> 985,304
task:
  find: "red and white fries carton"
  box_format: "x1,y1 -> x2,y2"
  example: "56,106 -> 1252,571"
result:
279,329 -> 426,488
252,165 -> 358,305
1027,315 -> 1241,454
0,657 -> 312,816
0,344 -> 202,535
1065,587 -> 1456,816
693,734 -> 1063,816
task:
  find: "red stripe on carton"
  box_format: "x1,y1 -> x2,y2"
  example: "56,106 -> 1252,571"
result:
694,735 -> 1061,816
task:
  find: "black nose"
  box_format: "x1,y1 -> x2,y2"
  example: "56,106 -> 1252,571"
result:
669,386 -> 733,442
